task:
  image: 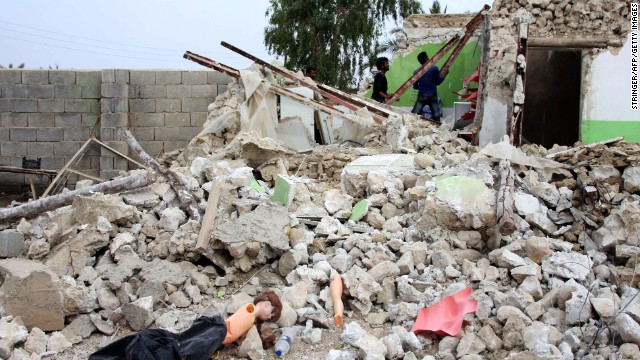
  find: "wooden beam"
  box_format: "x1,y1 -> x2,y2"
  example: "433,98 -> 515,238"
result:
528,37 -> 623,49
219,41 -> 386,124
0,166 -> 56,176
472,13 -> 491,145
385,4 -> 490,105
41,137 -> 93,198
510,22 -> 529,147
545,136 -> 624,158
92,137 -> 148,170
0,171 -> 155,223
64,168 -> 106,183
183,51 -> 241,78
196,180 -> 223,252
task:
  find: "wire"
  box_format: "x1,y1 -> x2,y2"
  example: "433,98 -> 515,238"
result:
0,19 -> 270,55
0,34 -> 183,63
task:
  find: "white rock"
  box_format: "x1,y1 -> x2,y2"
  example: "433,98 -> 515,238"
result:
46,332 -> 72,354
542,252 -> 593,281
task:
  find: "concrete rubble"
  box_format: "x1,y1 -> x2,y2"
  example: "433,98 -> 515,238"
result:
0,62 -> 640,360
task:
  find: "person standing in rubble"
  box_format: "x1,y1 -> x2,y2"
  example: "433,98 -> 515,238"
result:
411,51 -> 448,122
371,57 -> 392,102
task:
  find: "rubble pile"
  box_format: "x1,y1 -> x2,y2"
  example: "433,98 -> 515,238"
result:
0,76 -> 640,360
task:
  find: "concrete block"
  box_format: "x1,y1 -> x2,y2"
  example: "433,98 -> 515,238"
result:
90,156 -> 101,170
40,156 -> 66,170
0,230 -> 24,258
55,113 -> 82,127
113,157 -> 130,170
192,85 -> 217,98
54,85 -> 82,99
12,99 -> 39,112
64,127 -> 91,141
138,141 -> 164,157
218,85 -> 228,94
28,113 -> 55,127
28,85 -> 55,98
130,127 -> 155,141
9,157 -> 23,167
0,70 -> 22,84
85,141 -> 102,156
167,85 -> 192,98
131,113 -> 163,127
99,156 -> 114,170
0,99 -> 9,112
165,113 -> 190,127
0,156 -> 10,166
115,70 -> 130,83
81,83 -> 101,99
53,142 -> 82,156
10,128 -> 38,141
101,69 -> 115,83
155,71 -> 181,85
22,70 -> 49,85
130,71 -> 156,85
191,112 -> 207,127
82,114 -> 99,127
182,98 -> 210,112
101,83 -> 129,98
27,142 -> 54,157
2,113 -> 28,127
2,84 -> 29,97
129,99 -> 156,113
0,259 -> 65,331
100,170 -> 123,180
163,141 -> 185,152
154,127 -> 180,141
38,99 -> 64,112
101,113 -> 129,127
49,71 -> 76,85
99,128 -> 114,141
0,173 -> 24,185
1,142 -> 26,156
76,71 -> 101,87
37,128 -> 64,142
179,127 -> 200,141
0,128 -> 8,141
100,98 -> 115,113
156,98 -> 181,112
65,99 -> 99,113
101,141 -> 128,155
139,85 -> 167,98
182,71 -> 208,85
208,71 -> 233,84
75,155 -> 92,169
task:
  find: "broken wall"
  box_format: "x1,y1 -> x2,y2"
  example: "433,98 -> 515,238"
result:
479,0 -> 633,146
0,69 -> 233,193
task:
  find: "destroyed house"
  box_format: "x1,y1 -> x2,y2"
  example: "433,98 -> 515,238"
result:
386,0 -> 637,147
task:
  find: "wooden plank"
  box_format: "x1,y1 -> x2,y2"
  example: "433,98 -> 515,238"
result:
472,13 -> 491,145
41,137 -> 93,198
196,181 -> 223,252
545,136 -> 625,158
64,168 -> 106,183
92,137 -> 148,170
385,4 -> 489,105
220,41 -> 386,124
183,51 -> 241,78
528,37 -> 623,48
0,166 -> 56,176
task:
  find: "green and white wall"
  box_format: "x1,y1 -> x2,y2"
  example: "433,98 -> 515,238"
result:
582,33 -> 640,143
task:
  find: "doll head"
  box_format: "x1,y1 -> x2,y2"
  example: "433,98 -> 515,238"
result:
252,290 -> 283,348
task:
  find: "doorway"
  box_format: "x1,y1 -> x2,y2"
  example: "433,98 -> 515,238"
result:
522,49 -> 581,148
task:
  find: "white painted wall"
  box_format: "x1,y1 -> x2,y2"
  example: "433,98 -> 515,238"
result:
479,97 -> 508,146
585,33 -> 640,121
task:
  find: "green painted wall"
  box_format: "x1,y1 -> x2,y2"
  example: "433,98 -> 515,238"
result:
366,42 -> 482,108
581,120 -> 640,143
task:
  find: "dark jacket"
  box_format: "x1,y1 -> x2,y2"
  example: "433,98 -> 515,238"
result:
89,316 -> 227,360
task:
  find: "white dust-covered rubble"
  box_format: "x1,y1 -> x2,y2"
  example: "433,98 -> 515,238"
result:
0,69 -> 639,360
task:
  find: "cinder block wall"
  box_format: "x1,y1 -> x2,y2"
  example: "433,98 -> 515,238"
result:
0,69 -> 232,193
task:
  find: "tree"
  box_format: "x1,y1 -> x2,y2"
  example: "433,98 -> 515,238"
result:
264,0 -> 422,89
429,0 -> 447,14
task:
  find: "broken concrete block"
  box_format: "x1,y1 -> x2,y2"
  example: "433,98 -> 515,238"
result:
612,313 -> 640,346
158,207 -> 187,232
46,331 -> 72,354
72,193 -> 138,225
542,252 -> 593,281
623,166 -> 640,194
341,154 -> 416,198
513,192 -> 543,217
122,296 -> 154,331
24,327 -> 48,355
212,204 -> 291,252
271,175 -> 297,209
525,236 -> 552,264
591,214 -> 626,250
0,259 -> 64,331
61,314 -> 96,344
531,182 -> 560,207
0,317 -> 28,355
121,188 -> 161,208
0,230 -> 24,258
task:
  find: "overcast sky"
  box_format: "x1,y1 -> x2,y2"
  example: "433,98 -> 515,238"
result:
0,0 -> 489,70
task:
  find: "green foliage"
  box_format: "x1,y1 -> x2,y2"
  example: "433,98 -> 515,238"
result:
0,63 -> 25,69
429,0 -> 447,14
264,0 -> 423,89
